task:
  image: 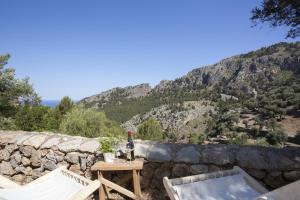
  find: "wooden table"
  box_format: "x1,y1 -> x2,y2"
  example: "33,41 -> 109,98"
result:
91,158 -> 144,200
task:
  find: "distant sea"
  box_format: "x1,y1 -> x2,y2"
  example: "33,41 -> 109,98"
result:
42,100 -> 60,108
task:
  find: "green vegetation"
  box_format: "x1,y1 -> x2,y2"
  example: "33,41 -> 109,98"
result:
15,106 -> 58,131
251,0 -> 299,38
56,96 -> 74,115
1,42 -> 300,147
205,100 -> 239,137
266,129 -> 288,146
60,107 -> 124,138
97,87 -> 217,123
0,54 -> 40,125
99,137 -> 120,153
294,131 -> 300,144
205,69 -> 297,146
136,117 -> 164,140
0,55 -> 124,138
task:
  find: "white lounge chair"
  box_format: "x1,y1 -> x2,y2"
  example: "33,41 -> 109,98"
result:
256,180 -> 300,200
163,166 -> 268,200
0,166 -> 100,200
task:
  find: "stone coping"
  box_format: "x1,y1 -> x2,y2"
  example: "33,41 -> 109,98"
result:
0,131 -> 99,153
1,131 -> 300,171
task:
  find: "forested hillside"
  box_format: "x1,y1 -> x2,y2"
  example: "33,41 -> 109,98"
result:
80,42 -> 300,145
1,42 -> 299,146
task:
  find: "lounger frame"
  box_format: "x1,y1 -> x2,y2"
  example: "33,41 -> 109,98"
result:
0,166 -> 100,200
163,166 -> 268,200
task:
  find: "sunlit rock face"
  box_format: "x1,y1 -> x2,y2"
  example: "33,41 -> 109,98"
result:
0,130 -> 300,199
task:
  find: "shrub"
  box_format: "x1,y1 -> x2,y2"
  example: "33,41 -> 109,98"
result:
198,133 -> 207,144
137,118 -> 163,140
266,129 -> 288,146
229,133 -> 249,145
59,107 -> 124,138
250,127 -> 260,137
255,138 -> 269,147
15,106 -> 51,131
0,117 -> 17,130
56,96 -> 74,116
99,137 -> 119,153
43,109 -> 61,131
294,131 -> 300,144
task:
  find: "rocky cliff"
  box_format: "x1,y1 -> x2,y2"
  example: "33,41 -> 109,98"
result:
80,83 -> 152,108
81,42 -> 299,109
78,42 -> 300,140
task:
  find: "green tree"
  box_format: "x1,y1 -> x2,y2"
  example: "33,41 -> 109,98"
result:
137,118 -> 163,140
205,100 -> 239,137
56,96 -> 74,116
266,129 -> 288,146
15,106 -> 50,131
294,130 -> 300,144
0,117 -> 17,130
0,54 -> 40,119
251,0 -> 300,38
43,108 -> 61,131
59,107 -> 124,138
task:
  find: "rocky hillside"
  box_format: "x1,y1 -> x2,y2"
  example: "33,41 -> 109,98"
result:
121,101 -> 214,142
80,83 -> 151,108
154,42 -> 300,95
81,42 -> 299,108
79,42 -> 300,142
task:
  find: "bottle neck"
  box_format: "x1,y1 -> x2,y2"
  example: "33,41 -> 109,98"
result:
128,134 -> 133,142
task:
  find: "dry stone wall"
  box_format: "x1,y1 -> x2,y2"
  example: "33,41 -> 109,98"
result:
1,131 -> 300,199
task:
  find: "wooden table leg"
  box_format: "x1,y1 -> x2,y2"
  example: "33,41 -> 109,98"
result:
133,170 -> 142,198
99,171 -> 111,199
98,171 -> 106,200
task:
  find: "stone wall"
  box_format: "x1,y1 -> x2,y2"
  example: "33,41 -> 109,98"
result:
1,131 -> 300,199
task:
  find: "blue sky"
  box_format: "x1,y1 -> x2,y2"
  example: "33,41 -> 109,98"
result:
0,0 -> 298,100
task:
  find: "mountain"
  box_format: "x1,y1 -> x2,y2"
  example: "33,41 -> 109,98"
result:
80,83 -> 152,109
79,42 -> 300,142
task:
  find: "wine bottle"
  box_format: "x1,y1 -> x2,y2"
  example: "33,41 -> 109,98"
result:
126,131 -> 135,161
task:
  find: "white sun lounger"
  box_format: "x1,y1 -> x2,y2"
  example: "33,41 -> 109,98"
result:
0,166 -> 100,200
256,180 -> 300,200
163,166 -> 268,200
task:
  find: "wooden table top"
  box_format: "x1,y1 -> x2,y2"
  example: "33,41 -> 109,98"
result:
91,158 -> 144,171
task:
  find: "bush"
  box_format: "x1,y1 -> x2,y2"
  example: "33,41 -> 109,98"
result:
60,107 -> 124,138
229,133 -> 249,145
0,117 -> 17,130
137,118 -> 163,140
198,134 -> 207,144
294,131 -> 300,144
99,137 -> 119,153
43,109 -> 61,131
255,138 -> 269,147
15,106 -> 51,131
56,96 -> 74,116
266,129 -> 288,146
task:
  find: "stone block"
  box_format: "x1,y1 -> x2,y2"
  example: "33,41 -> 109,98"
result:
23,134 -> 48,149
40,136 -> 61,149
0,161 -> 15,175
0,149 -> 10,161
172,164 -> 190,178
79,140 -> 99,153
200,145 -> 234,165
58,138 -> 84,152
190,164 -> 208,175
174,146 -> 200,164
283,171 -> 300,181
65,152 -> 81,164
147,144 -> 172,162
